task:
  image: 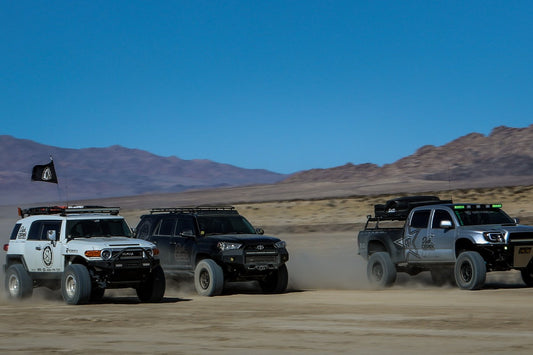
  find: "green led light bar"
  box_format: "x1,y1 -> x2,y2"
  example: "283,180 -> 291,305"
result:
454,205 -> 465,209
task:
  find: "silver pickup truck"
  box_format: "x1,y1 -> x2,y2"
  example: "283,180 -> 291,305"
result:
357,196 -> 533,290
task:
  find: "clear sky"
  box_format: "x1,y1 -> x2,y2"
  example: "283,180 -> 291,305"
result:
2,1 -> 532,174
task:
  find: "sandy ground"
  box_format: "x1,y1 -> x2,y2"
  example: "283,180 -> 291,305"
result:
1,186 -> 533,354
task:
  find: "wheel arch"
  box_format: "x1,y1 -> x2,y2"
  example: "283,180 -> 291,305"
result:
5,254 -> 28,270
367,240 -> 388,256
455,238 -> 477,257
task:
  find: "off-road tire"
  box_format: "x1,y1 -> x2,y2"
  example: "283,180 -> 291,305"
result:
61,264 -> 92,305
260,264 -> 289,294
5,264 -> 33,300
367,252 -> 397,288
454,251 -> 486,290
430,267 -> 456,287
520,266 -> 533,287
194,259 -> 224,296
136,265 -> 166,302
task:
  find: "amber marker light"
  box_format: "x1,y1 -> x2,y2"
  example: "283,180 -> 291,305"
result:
85,250 -> 102,258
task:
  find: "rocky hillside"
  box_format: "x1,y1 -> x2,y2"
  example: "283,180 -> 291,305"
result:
283,125 -> 533,185
0,136 -> 286,204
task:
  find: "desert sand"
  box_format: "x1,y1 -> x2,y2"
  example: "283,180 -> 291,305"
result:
1,185 -> 533,354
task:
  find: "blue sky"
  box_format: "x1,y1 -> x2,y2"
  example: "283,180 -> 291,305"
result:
2,1 -> 532,174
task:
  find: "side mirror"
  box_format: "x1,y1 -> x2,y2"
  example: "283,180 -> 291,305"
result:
256,228 -> 264,235
440,220 -> 453,229
514,218 -> 520,224
47,230 -> 57,241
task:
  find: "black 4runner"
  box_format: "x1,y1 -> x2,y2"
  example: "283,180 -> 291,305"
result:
134,206 -> 289,296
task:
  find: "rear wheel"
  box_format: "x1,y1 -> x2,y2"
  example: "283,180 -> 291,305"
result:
367,252 -> 396,288
454,251 -> 486,290
260,264 -> 289,294
5,264 -> 33,300
62,264 -> 92,305
136,265 -> 166,302
194,259 -> 224,296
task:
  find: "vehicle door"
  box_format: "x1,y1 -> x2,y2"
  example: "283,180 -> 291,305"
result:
405,209 -> 432,262
150,217 -> 177,266
171,215 -> 197,270
428,209 -> 456,261
23,220 -> 64,272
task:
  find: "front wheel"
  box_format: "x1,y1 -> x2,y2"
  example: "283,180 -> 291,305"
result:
5,264 -> 33,300
194,259 -> 224,296
260,264 -> 289,294
61,264 -> 92,305
367,252 -> 396,288
136,265 -> 166,302
520,266 -> 533,287
454,251 -> 486,290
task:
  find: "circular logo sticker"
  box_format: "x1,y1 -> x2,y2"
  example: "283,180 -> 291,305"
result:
43,246 -> 53,267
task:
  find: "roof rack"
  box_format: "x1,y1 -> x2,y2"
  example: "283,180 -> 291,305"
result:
150,206 -> 238,215
19,206 -> 120,218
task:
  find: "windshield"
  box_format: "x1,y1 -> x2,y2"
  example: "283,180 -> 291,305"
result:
197,215 -> 256,235
66,218 -> 132,238
454,209 -> 514,226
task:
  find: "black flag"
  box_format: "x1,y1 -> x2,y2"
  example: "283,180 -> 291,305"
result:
31,161 -> 58,184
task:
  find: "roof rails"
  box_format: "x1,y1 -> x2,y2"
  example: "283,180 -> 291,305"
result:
150,206 -> 238,215
19,206 -> 120,218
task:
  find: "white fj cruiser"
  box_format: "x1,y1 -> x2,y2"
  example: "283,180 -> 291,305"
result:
3,206 -> 165,304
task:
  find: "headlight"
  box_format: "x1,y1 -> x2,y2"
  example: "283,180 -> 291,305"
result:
101,249 -> 112,260
274,240 -> 287,249
145,248 -> 159,258
217,242 -> 242,251
483,232 -> 505,243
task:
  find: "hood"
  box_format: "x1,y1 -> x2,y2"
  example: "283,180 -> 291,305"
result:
67,236 -> 155,249
458,224 -> 533,234
204,234 -> 281,244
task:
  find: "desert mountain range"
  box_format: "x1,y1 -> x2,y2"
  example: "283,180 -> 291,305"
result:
1,124 -> 532,205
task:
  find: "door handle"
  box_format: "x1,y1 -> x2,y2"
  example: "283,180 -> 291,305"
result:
35,246 -> 42,250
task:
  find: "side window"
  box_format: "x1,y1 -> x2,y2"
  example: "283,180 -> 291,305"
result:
432,210 -> 453,229
10,223 -> 22,240
28,220 -> 62,240
176,216 -> 196,236
155,218 -> 176,236
136,220 -> 152,240
410,210 -> 430,229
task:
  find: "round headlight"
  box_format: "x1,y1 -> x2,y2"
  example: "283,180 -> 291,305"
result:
101,249 -> 112,260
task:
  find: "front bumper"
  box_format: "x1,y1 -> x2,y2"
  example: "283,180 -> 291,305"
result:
219,248 -> 289,274
87,247 -> 161,287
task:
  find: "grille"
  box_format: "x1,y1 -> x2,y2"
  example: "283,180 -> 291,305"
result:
112,249 -> 144,259
245,254 -> 278,264
509,232 -> 533,242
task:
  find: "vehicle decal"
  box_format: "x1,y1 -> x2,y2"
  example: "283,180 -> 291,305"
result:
405,228 -> 421,259
17,226 -> 27,239
43,246 -> 53,266
422,236 -> 435,250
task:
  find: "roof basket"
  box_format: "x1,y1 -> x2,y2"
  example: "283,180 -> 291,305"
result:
150,206 -> 238,215
372,196 -> 452,221
19,206 -> 120,218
